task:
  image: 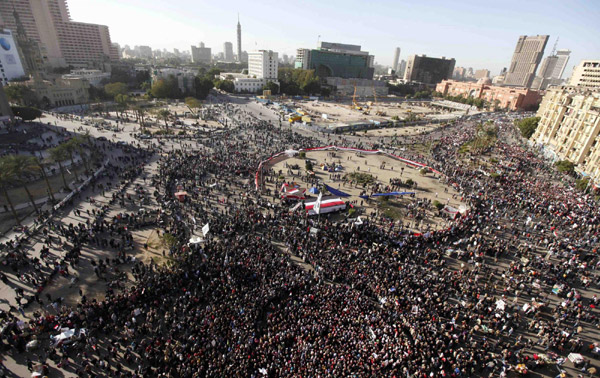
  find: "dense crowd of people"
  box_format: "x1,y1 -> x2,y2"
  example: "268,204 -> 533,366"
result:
0,103 -> 599,378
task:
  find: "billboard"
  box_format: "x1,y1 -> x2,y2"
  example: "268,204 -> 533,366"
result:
0,30 -> 26,84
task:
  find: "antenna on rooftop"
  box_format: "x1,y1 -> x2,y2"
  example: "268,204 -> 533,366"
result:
317,35 -> 321,47
551,37 -> 559,56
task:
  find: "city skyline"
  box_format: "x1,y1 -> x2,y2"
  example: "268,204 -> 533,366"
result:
65,0 -> 600,77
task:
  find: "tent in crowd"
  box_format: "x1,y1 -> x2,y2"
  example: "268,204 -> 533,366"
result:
371,192 -> 415,197
174,191 -> 188,201
324,184 -> 351,197
441,204 -> 469,218
305,198 -> 346,215
280,183 -> 306,200
308,187 -> 320,194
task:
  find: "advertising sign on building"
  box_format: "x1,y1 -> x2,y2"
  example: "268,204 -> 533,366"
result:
0,30 -> 26,84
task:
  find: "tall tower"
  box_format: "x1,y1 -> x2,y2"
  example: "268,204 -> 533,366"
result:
236,14 -> 242,62
392,47 -> 400,72
504,35 -> 549,88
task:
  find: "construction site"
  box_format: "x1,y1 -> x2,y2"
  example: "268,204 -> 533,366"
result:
270,86 -> 468,133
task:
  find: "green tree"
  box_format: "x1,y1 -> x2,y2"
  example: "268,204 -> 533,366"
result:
0,157 -> 21,226
214,80 -> 235,93
48,144 -> 71,190
305,161 -> 313,172
185,97 -> 202,115
104,82 -> 128,98
71,136 -> 91,172
281,82 -> 300,96
554,160 -> 574,174
115,93 -> 130,118
301,78 -> 321,95
157,109 -> 171,130
150,77 -> 182,99
576,177 -> 590,192
194,76 -> 214,99
4,84 -> 38,106
10,106 -> 42,121
206,68 -> 221,78
36,156 -> 55,203
63,140 -> 80,182
133,105 -> 147,127
262,81 -> 280,95
5,155 -> 41,214
515,117 -> 540,139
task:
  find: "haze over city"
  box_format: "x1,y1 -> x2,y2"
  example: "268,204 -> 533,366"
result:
67,0 -> 600,75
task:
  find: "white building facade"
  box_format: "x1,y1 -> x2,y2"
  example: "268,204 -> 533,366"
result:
569,60 -> 600,90
248,50 -> 278,80
223,50 -> 279,93
62,69 -> 110,87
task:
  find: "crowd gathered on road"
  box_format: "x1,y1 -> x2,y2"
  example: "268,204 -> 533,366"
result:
0,99 -> 599,378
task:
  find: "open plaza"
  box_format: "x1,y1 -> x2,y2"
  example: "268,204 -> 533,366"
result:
0,93 -> 598,378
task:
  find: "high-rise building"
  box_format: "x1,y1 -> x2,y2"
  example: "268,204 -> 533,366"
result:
236,15 -> 242,62
397,59 -> 407,78
8,5 -> 46,75
294,42 -> 374,79
403,55 -> 455,85
248,50 -> 278,80
533,49 -> 571,90
0,0 -> 119,67
223,42 -> 234,62
191,42 -> 211,64
504,35 -> 549,88
474,69 -> 490,80
453,67 -> 466,80
538,55 -> 559,79
392,47 -> 400,73
569,60 -> 600,90
532,86 -> 600,185
551,49 -> 571,80
137,45 -> 152,59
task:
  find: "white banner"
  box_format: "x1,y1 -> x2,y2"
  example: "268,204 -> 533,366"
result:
314,192 -> 322,215
202,223 -> 210,237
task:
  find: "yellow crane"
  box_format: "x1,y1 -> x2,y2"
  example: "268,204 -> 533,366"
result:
352,85 -> 363,111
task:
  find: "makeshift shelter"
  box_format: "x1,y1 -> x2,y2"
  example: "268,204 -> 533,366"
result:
280,183 -> 306,200
50,328 -> 85,346
371,192 -> 415,197
324,184 -> 351,197
174,191 -> 188,201
305,198 -> 346,215
308,187 -> 320,194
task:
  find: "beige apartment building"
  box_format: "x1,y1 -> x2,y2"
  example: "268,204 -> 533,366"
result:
569,60 -> 600,90
532,86 -> 600,186
0,0 -> 118,68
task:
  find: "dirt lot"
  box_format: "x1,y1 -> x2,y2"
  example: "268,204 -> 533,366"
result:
286,99 -> 451,124
265,150 -> 465,231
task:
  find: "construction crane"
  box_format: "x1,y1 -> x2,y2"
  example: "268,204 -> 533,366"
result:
352,85 -> 363,111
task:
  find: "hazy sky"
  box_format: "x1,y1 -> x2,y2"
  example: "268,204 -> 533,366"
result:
68,0 -> 600,77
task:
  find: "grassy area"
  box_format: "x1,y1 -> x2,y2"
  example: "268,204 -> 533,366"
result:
376,197 -> 404,220
344,172 -> 376,186
0,164 -> 87,207
458,123 -> 498,155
